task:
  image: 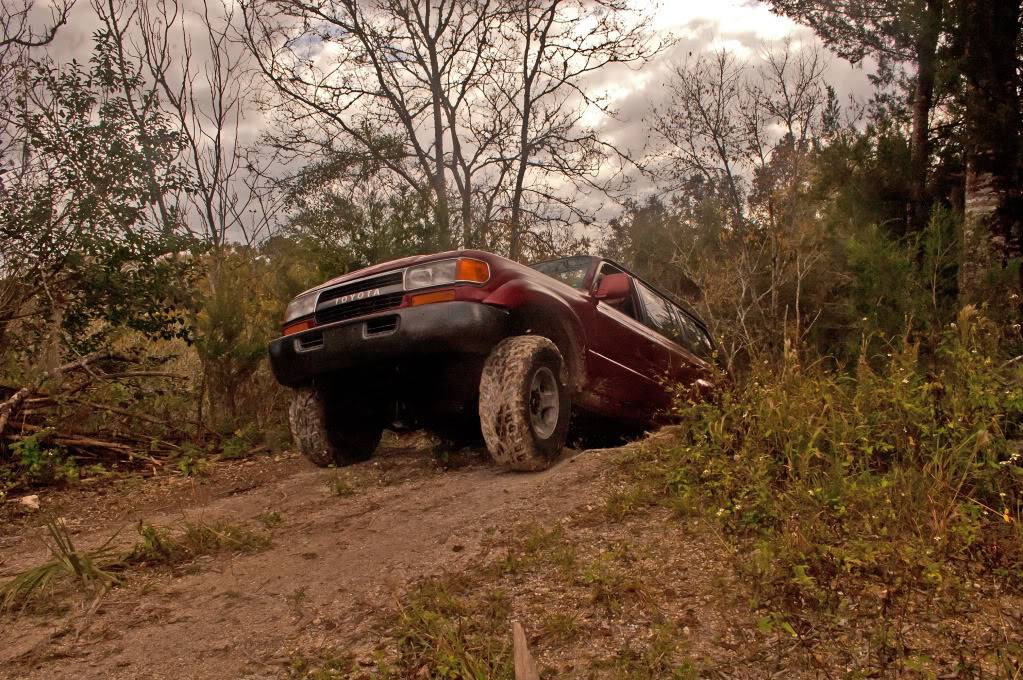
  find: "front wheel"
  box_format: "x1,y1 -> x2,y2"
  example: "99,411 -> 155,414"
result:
479,336 -> 571,471
288,387 -> 383,467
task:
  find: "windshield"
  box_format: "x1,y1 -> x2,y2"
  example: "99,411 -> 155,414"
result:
529,256 -> 594,289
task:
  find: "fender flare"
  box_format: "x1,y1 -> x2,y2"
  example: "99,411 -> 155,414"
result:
483,280 -> 588,392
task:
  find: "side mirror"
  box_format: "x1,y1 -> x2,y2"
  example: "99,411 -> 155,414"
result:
593,272 -> 631,303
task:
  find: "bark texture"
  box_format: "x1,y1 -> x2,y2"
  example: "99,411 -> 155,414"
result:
907,0 -> 942,236
958,0 -> 1023,317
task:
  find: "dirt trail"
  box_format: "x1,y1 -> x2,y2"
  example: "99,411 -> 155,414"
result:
0,439 -> 620,679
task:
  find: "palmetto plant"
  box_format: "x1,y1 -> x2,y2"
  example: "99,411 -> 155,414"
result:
0,519 -> 122,612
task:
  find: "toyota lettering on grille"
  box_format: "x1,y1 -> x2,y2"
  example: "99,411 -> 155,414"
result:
333,288 -> 381,306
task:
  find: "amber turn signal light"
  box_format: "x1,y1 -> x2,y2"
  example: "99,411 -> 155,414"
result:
283,319 -> 315,336
455,258 -> 490,283
410,289 -> 457,306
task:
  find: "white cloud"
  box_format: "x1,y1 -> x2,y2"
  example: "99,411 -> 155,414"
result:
647,0 -> 797,41
707,37 -> 754,57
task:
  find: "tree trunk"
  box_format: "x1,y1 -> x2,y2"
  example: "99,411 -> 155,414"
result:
907,0 -> 941,237
509,6 -> 537,262
509,120 -> 531,261
425,32 -> 451,246
958,0 -> 1023,318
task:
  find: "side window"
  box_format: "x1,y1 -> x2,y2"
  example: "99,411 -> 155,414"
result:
672,307 -> 709,357
635,281 -> 679,341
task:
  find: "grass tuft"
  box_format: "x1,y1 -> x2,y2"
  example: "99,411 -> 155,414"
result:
127,520 -> 270,565
325,473 -> 356,497
258,510 -> 283,528
391,577 -> 512,678
1,519 -> 122,613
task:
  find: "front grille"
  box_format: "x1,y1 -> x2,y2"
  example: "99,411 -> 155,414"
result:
315,291 -> 405,325
318,271 -> 403,305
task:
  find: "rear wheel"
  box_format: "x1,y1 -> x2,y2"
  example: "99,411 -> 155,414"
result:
479,336 -> 571,471
288,387 -> 383,466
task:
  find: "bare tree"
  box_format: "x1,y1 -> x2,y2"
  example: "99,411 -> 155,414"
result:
0,0 -> 74,350
653,51 -> 749,228
0,0 -> 74,165
241,0 -> 661,258
651,43 -> 837,365
241,0 -> 490,247
496,0 -> 663,258
94,0 -> 278,253
0,0 -> 72,50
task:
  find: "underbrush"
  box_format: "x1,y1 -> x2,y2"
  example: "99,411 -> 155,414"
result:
624,308 -> 1023,669
0,334 -> 292,499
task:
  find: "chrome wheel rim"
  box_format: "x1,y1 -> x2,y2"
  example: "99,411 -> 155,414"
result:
528,366 -> 559,439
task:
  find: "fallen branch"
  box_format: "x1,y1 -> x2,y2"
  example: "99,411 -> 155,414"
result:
0,352 -> 131,437
50,435 -> 135,453
97,371 -> 187,380
70,400 -> 190,432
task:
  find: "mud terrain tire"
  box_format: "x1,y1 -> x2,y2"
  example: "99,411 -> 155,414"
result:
479,335 -> 571,471
289,388 -> 382,466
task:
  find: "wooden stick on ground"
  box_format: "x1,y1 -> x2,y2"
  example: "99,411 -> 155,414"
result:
0,351 -> 129,436
512,621 -> 540,680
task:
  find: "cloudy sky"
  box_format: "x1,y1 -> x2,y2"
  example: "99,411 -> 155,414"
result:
600,0 -> 872,128
37,0 -> 876,235
44,0 -> 873,138
563,1 -> 874,220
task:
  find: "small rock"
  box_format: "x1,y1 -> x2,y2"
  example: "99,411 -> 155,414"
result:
19,494 -> 40,510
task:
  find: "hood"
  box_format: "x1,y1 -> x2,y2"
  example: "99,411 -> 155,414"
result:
296,249 -> 495,297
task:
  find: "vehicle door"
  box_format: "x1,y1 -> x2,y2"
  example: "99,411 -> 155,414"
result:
583,264 -> 676,419
629,280 -> 700,403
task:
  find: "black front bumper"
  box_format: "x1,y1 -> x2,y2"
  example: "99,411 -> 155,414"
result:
268,301 -> 508,388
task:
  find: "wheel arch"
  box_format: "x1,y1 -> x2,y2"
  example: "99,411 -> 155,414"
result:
485,282 -> 587,393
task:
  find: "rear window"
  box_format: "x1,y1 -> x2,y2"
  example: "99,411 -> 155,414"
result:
636,281 -> 715,360
635,282 -> 678,341
673,307 -> 715,360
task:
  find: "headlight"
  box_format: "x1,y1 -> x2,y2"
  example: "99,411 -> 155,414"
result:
404,257 -> 490,291
283,291 -> 317,323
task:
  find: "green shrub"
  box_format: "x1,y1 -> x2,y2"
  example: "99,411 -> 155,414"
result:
636,308 -> 1023,611
9,432 -> 78,486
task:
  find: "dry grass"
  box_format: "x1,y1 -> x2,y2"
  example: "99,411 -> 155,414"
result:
0,519 -> 122,613
127,520 -> 271,566
1,517 -> 271,614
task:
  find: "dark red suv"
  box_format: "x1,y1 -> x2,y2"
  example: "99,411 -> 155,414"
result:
269,250 -> 719,471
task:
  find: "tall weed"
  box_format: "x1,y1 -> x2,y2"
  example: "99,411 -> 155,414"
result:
641,309 -> 1023,610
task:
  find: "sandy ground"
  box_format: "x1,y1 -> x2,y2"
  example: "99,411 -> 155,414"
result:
3,431 -> 1019,679
0,437 -> 622,679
